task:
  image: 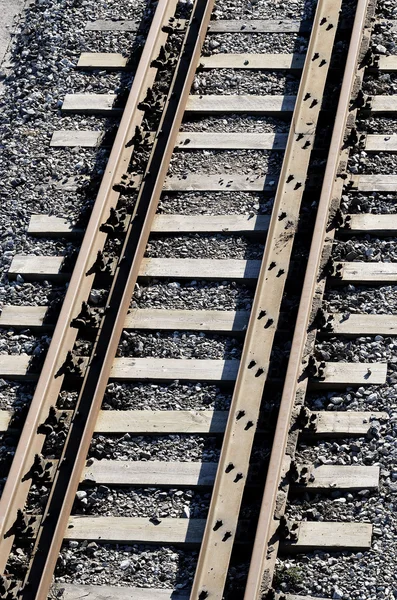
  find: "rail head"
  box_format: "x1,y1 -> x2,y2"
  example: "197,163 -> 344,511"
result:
243,1 -> 376,598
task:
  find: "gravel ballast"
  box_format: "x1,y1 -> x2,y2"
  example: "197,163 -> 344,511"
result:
1,0 -> 397,597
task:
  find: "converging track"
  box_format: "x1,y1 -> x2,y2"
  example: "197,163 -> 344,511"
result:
0,0 -> 396,598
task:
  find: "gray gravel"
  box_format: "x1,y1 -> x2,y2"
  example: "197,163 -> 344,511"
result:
315,335 -> 396,368
357,116 -> 397,134
377,0 -> 397,20
115,331 -> 243,360
306,384 -> 393,413
342,192 -> 397,214
3,0 -> 397,597
89,434 -> 221,463
0,380 -> 34,411
167,150 -> 283,177
131,281 -> 254,311
192,70 -> 300,96
362,73 -> 397,95
73,486 -> 210,519
348,149 -> 397,175
332,236 -> 397,262
80,31 -> 140,55
181,115 -> 291,133
158,190 -> 274,215
145,234 -> 264,259
55,542 -> 197,590
102,381 -> 232,411
0,329 -> 50,357
0,281 -> 67,306
371,20 -> 397,54
0,0 -> 153,306
325,284 -> 397,314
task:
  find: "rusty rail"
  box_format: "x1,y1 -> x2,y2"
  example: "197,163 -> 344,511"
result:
243,1 -> 375,597
189,0 -> 341,597
0,0 -> 176,583
17,0 -> 216,598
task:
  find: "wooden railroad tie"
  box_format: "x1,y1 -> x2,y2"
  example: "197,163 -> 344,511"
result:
0,407 -> 388,437
60,93 -> 395,116
9,254 -> 397,285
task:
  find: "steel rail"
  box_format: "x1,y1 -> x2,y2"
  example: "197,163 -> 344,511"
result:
21,1 -> 216,598
243,1 -> 375,597
189,0 -> 340,597
0,0 -> 177,578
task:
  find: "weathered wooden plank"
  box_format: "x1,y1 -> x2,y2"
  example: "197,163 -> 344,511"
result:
312,411 -> 388,437
353,174 -> 397,192
50,130 -> 105,148
50,130 -> 287,151
54,173 -> 276,193
141,258 -> 263,280
28,213 -> 269,236
0,355 -> 31,379
152,214 -> 270,233
281,521 -> 372,552
345,213 -> 397,234
8,256 -> 66,281
56,584 -> 312,600
82,460 -> 218,486
365,133 -> 397,152
287,597 -> 323,600
176,132 -> 287,150
199,54 -> 397,73
74,51 -> 397,74
0,305 -> 250,334
163,174 -> 278,192
207,19 -> 312,33
0,354 -> 387,386
8,255 -> 262,281
65,516 -> 206,544
0,305 -> 48,328
0,410 -> 12,430
330,312 -> 397,336
200,53 -> 304,70
0,407 -> 387,435
61,94 -> 295,115
95,409 -> 387,435
60,94 -> 395,116
77,52 -> 129,70
186,94 -> 296,114
62,94 -> 122,115
28,215 -> 83,237
95,410 -> 229,433
56,584 -> 189,600
109,359 -> 239,382
304,465 -> 379,491
0,358 -> 237,384
370,96 -> 397,113
64,517 -> 370,548
125,309 -> 251,332
313,361 -> 386,386
83,460 -> 378,490
341,261 -> 397,283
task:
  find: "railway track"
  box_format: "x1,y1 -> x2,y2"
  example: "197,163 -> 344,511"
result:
0,0 -> 396,598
